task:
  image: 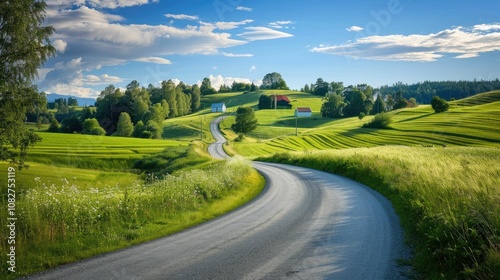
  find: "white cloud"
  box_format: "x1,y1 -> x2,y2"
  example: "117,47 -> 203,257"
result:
236,6 -> 253,12
46,83 -> 100,98
164,14 -> 199,21
238,26 -> 293,41
473,23 -> 500,32
52,39 -> 68,53
249,65 -> 256,71
221,52 -> 253,57
84,74 -> 124,85
46,0 -> 153,9
200,75 -> 259,90
312,24 -> 500,62
346,25 -> 364,32
134,57 -> 172,64
200,19 -> 253,31
269,21 -> 294,29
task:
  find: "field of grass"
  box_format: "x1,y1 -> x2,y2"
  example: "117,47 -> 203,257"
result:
259,146 -> 500,279
0,157 -> 264,279
221,91 -> 500,157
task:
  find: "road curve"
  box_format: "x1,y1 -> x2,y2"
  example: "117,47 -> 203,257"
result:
26,116 -> 409,280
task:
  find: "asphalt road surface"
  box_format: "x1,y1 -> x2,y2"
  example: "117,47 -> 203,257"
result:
26,116 -> 409,279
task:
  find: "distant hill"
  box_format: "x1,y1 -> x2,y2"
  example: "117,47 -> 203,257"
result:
46,93 -> 96,107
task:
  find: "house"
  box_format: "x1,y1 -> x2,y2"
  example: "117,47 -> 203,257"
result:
294,107 -> 312,117
271,95 -> 292,108
211,103 -> 226,113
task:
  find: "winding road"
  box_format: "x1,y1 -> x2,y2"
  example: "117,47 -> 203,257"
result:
27,116 -> 409,280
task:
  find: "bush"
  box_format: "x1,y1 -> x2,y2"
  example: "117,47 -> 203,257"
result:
363,113 -> 392,129
82,118 -> 106,135
358,112 -> 366,120
431,96 -> 450,113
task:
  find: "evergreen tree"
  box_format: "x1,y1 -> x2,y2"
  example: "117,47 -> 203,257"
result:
372,94 -> 386,114
191,84 -> 201,111
114,112 -> 134,137
258,95 -> 273,109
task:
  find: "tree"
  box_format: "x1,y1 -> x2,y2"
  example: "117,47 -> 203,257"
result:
47,118 -> 60,132
250,83 -> 257,92
61,115 -> 82,133
261,72 -> 289,90
191,84 -> 201,111
82,118 -> 106,135
258,94 -> 273,109
133,120 -> 146,138
431,96 -> 449,113
200,77 -> 216,95
372,94 -> 386,114
321,93 -> 346,118
313,78 -> 329,96
343,89 -> 367,117
231,107 -> 258,134
329,82 -> 344,95
114,112 -> 134,137
0,0 -> 56,167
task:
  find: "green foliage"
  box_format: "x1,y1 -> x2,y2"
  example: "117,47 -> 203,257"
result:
47,118 -> 60,132
133,120 -> 146,138
114,112 -> 134,137
231,107 -> 258,134
258,94 -> 273,109
82,118 -> 106,135
145,120 -> 162,139
60,115 -> 82,133
321,93 -> 346,118
0,0 -> 55,167
0,158 -> 263,278
358,112 -> 366,119
431,95 -> 450,113
363,113 -> 393,129
372,94 -> 386,114
261,72 -> 289,90
259,147 -> 500,279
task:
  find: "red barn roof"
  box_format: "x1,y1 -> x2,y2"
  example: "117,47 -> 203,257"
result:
296,107 -> 312,112
271,95 -> 291,103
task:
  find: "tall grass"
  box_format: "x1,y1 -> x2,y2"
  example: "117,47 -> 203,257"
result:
0,157 -> 264,278
259,146 -> 500,279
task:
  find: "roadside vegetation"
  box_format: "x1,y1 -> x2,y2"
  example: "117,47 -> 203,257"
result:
0,156 -> 263,278
258,146 -> 499,279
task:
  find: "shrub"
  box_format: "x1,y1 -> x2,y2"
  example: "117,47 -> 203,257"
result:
358,112 -> 366,120
363,113 -> 392,129
82,118 -> 106,135
431,96 -> 449,113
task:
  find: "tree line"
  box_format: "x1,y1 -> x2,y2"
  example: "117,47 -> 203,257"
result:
379,79 -> 500,104
45,79 -> 202,138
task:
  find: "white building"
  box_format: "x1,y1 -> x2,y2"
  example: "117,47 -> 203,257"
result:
211,103 -> 227,112
294,107 -> 312,117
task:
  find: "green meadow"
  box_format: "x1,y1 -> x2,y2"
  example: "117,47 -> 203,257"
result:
0,117 -> 264,278
221,90 -> 499,279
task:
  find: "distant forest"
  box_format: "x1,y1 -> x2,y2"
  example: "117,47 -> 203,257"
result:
378,79 -> 500,104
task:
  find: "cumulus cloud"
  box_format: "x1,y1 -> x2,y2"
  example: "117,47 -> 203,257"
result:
236,6 -> 253,12
164,14 -> 199,21
312,24 -> 500,61
52,39 -> 68,53
346,25 -> 364,32
249,65 -> 257,71
199,75 -> 261,91
238,26 -> 293,41
84,74 -> 124,85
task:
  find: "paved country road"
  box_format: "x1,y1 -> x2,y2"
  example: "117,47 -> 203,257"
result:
26,116 -> 409,280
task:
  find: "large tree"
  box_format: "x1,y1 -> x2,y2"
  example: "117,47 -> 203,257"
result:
261,72 -> 289,90
321,93 -> 346,118
231,107 -> 258,134
0,0 -> 56,168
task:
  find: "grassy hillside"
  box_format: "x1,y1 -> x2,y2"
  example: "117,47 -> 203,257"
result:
219,91 -> 500,157
207,90 -> 500,278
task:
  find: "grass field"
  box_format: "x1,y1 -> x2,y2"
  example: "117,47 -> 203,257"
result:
0,157 -> 264,278
220,91 -> 500,157
259,146 -> 500,279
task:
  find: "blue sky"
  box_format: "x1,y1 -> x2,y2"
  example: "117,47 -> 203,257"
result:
37,0 -> 500,98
